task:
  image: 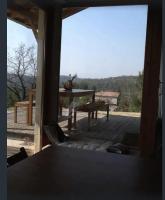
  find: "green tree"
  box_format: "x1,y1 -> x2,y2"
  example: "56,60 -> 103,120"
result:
130,71 -> 143,112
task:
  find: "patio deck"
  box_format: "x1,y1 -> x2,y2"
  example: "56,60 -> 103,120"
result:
7,107 -> 140,157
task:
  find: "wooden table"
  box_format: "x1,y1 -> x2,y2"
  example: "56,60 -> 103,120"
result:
59,89 -> 95,130
8,146 -> 161,200
28,88 -> 95,130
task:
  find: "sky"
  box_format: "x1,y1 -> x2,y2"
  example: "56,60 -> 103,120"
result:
7,20 -> 37,52
7,5 -> 148,78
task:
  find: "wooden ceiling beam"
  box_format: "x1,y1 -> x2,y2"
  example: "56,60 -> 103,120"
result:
7,5 -> 38,29
32,0 -> 150,9
62,7 -> 87,19
7,4 -> 86,31
64,0 -> 150,7
7,0 -> 151,40
8,0 -> 151,32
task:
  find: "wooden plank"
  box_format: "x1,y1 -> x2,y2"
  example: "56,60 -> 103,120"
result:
33,0 -> 150,9
42,6 -> 62,146
34,9 -> 46,152
140,0 -> 162,157
62,7 -> 87,19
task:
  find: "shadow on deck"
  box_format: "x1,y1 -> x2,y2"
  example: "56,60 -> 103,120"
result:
58,112 -> 140,153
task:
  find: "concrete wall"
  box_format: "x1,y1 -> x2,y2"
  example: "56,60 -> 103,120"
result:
95,96 -> 118,105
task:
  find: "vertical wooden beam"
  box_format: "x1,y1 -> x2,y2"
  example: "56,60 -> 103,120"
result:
162,3 -> 165,198
140,0 -> 162,157
0,0 -> 7,197
34,9 -> 46,153
42,6 -> 62,146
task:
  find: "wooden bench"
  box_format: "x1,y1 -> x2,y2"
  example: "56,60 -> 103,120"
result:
94,101 -> 110,121
74,101 -> 109,130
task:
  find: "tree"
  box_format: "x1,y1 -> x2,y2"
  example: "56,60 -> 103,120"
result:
117,90 -> 130,112
117,71 -> 143,112
7,43 -> 37,104
129,71 -> 143,112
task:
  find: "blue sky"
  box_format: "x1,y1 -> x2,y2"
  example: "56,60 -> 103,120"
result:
7,5 -> 148,78
7,20 -> 37,51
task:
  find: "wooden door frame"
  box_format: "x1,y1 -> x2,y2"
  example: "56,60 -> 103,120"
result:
35,0 -> 162,156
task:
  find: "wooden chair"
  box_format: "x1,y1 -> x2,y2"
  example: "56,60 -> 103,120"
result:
74,101 -> 109,130
14,100 -> 35,124
7,147 -> 28,167
14,101 -> 29,124
14,89 -> 64,125
14,88 -> 36,125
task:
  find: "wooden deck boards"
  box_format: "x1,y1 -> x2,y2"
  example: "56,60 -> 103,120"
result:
7,107 -> 140,156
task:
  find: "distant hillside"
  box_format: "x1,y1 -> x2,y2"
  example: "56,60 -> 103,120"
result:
7,73 -> 142,112
60,75 -> 142,112
7,73 -> 138,94
60,75 -> 138,94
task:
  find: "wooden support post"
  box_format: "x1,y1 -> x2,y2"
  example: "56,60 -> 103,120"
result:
34,6 -> 62,150
34,9 -> 46,153
140,0 -> 162,157
42,6 -> 62,146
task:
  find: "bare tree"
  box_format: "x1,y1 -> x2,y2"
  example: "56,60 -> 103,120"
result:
7,43 -> 37,102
